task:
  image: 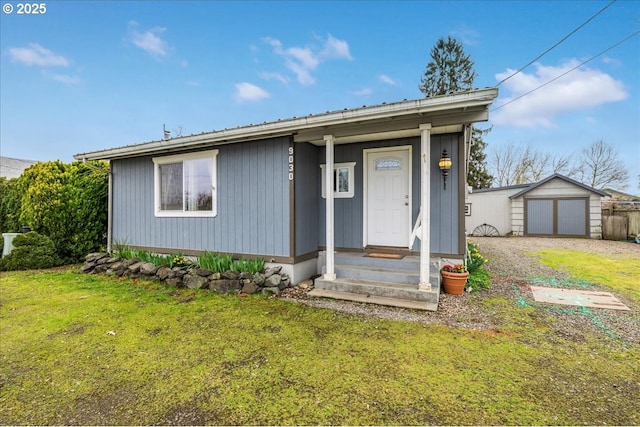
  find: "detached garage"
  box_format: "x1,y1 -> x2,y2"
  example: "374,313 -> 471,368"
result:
467,174 -> 609,238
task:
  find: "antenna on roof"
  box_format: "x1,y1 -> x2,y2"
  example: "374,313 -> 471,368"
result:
163,124 -> 171,140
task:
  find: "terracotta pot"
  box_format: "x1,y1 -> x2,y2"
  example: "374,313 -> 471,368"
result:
441,270 -> 469,295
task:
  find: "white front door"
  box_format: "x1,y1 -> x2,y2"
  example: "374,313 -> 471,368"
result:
365,147 -> 411,247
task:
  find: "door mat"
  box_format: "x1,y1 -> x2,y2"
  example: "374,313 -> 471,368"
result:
530,286 -> 630,311
366,253 -> 404,260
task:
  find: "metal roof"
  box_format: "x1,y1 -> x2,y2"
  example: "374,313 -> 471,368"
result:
74,88 -> 498,161
509,174 -> 610,199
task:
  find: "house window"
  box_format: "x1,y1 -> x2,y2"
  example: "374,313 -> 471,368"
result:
152,150 -> 218,217
320,162 -> 355,198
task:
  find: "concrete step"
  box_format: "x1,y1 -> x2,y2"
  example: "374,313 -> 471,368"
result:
334,264 -> 420,285
334,252 -> 422,270
307,288 -> 438,311
313,277 -> 439,304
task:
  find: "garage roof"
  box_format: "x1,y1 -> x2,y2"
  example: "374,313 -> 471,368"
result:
509,174 -> 610,199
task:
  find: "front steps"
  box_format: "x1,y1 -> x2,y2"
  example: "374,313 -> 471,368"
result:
309,253 -> 440,311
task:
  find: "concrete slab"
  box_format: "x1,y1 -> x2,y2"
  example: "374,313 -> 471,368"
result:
530,286 -> 630,311
308,289 -> 438,311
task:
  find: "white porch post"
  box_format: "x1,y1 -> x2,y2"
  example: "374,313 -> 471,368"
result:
324,134 -> 336,280
419,124 -> 432,291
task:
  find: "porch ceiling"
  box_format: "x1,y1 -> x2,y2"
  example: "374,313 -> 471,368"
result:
295,109 -> 488,145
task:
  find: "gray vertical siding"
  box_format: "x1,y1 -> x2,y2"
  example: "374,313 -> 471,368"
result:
294,142 -> 319,256
318,134 -> 461,255
112,136 -> 290,257
429,134 -> 460,254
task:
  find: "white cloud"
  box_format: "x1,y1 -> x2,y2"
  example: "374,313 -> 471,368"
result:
8,43 -> 69,67
353,88 -> 372,96
259,71 -> 290,85
128,22 -> 169,58
263,34 -> 352,86
378,74 -> 397,86
234,82 -> 270,102
320,34 -> 353,60
492,60 -> 627,127
42,71 -> 82,85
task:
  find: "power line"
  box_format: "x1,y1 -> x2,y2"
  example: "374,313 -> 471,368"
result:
496,0 -> 617,87
491,30 -> 640,112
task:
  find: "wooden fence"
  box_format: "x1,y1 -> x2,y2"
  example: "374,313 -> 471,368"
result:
601,204 -> 640,240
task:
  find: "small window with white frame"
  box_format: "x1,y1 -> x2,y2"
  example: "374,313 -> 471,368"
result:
320,162 -> 355,198
152,150 -> 219,217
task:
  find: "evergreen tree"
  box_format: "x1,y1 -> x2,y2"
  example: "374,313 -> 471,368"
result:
468,128 -> 493,189
419,36 -> 476,96
419,36 -> 492,188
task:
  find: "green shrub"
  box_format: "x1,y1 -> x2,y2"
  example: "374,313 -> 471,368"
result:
232,257 -> 265,274
0,176 -> 24,233
198,252 -> 234,272
18,161 -> 108,263
0,232 -> 59,271
466,240 -> 487,274
466,268 -> 490,292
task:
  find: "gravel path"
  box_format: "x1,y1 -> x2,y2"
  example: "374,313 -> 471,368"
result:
279,237 -> 640,344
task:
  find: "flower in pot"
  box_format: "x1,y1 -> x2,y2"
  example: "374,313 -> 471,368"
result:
441,263 -> 469,295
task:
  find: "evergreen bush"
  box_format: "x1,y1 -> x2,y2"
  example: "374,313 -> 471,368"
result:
0,232 -> 59,271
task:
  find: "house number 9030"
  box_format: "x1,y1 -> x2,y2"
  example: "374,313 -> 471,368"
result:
288,146 -> 294,181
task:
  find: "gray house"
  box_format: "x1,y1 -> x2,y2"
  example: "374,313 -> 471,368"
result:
75,88 -> 498,310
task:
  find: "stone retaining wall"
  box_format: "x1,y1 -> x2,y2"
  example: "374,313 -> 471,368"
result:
81,253 -> 291,295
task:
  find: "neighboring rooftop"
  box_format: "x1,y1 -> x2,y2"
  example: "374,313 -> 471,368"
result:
0,157 -> 38,179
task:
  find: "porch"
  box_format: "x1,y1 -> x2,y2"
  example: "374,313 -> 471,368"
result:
309,251 -> 441,311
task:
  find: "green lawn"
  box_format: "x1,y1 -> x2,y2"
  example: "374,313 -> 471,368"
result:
534,249 -> 640,301
1,267 -> 638,425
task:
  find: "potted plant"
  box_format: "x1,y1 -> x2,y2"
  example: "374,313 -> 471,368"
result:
441,264 -> 469,295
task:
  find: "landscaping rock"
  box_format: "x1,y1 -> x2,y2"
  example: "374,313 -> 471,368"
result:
253,273 -> 265,286
81,262 -> 95,273
184,274 -> 209,289
263,266 -> 282,277
210,279 -> 241,293
81,251 -> 288,301
128,262 -> 143,274
265,274 -> 281,287
122,258 -> 140,267
86,252 -> 108,263
156,266 -> 173,281
139,262 -> 157,276
241,282 -> 259,294
193,268 -> 213,277
172,267 -> 188,278
262,287 -> 280,296
222,270 -> 240,280
166,277 -> 183,287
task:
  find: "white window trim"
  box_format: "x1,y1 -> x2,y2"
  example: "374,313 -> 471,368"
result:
320,162 -> 356,198
152,149 -> 219,218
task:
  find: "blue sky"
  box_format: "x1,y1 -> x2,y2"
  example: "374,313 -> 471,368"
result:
1,1 -> 639,191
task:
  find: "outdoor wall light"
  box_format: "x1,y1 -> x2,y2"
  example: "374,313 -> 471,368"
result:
438,148 -> 452,190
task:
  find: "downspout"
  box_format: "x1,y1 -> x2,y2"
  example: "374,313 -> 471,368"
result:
82,159 -> 112,253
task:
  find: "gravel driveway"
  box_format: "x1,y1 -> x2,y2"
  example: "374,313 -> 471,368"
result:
280,237 -> 640,344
